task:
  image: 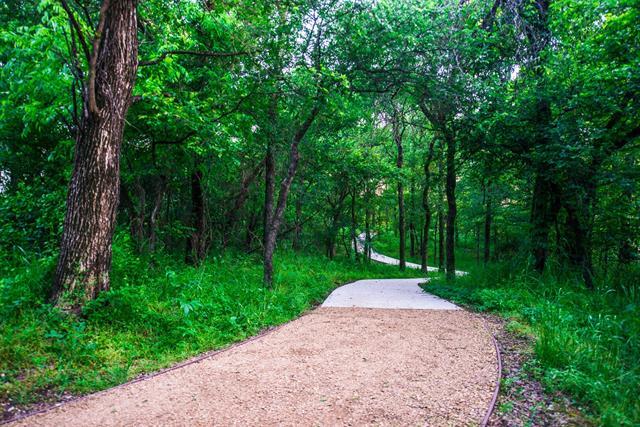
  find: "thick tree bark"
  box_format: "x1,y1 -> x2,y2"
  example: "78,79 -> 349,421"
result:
52,0 -> 138,310
445,132 -> 457,281
437,150 -> 445,272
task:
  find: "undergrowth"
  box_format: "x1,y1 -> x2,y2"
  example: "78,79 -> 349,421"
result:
423,260 -> 640,426
0,233 -> 418,414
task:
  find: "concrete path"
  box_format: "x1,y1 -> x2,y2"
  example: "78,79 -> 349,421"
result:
356,233 -> 468,276
322,278 -> 459,310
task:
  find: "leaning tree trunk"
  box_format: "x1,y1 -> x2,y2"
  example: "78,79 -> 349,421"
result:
52,0 -> 138,311
263,104 -> 320,287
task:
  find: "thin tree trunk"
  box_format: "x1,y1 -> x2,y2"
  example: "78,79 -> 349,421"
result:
445,132 -> 456,281
53,0 -> 138,310
393,112 -> 406,270
245,210 -> 258,251
351,189 -> 359,262
263,104 -> 321,287
365,200 -> 372,262
433,215 -> 438,267
421,141 -> 435,272
409,179 -> 416,257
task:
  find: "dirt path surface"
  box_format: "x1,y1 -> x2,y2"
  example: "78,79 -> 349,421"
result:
12,307 -> 497,426
10,276 -> 498,427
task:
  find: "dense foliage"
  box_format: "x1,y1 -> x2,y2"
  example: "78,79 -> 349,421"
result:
1,0 -> 638,424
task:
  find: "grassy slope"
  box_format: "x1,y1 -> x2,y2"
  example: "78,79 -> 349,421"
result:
0,238 -> 419,412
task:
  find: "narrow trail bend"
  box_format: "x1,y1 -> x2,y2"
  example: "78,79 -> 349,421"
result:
355,232 -> 468,276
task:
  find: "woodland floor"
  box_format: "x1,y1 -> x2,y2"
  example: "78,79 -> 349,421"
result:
8,277 -> 499,427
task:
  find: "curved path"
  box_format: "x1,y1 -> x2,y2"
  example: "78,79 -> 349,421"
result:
356,233 -> 467,276
10,263 -> 496,426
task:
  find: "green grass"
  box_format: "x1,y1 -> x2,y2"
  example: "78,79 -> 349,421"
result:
422,260 -> 640,426
0,233 -> 420,411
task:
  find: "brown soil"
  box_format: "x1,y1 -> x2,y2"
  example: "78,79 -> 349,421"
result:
9,308 -> 497,427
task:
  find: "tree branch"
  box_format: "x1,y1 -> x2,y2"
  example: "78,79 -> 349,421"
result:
59,0 -> 91,65
138,50 -> 251,66
88,0 -> 110,114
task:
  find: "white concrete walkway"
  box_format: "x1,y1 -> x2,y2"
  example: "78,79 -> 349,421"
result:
322,278 -> 459,310
356,233 -> 467,276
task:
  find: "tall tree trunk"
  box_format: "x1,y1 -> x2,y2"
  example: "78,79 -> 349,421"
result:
393,113 -> 406,270
263,104 -> 321,287
445,132 -> 457,281
130,178 -> 145,251
421,141 -> 435,272
53,0 -> 138,310
365,193 -> 372,262
409,180 -> 416,257
263,95 -> 277,251
484,182 -> 492,264
433,215 -> 438,267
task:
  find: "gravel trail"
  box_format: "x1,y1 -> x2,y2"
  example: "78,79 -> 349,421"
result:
12,305 -> 497,426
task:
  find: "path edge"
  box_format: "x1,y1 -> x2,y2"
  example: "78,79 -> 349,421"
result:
481,319 -> 503,427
